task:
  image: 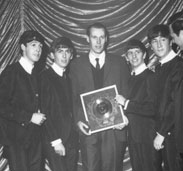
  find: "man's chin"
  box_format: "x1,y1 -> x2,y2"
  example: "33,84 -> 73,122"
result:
34,57 -> 41,62
94,50 -> 104,54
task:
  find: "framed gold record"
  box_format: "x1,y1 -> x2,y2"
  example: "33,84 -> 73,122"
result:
80,85 -> 125,134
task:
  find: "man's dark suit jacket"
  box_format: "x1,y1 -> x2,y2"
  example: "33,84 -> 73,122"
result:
125,69 -> 157,143
155,56 -> 183,153
69,53 -> 130,141
39,67 -> 77,145
0,62 -> 41,146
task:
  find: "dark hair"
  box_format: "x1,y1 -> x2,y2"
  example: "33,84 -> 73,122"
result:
147,24 -> 171,43
125,39 -> 149,64
50,37 -> 74,53
171,20 -> 183,36
167,10 -> 183,25
19,30 -> 45,45
19,30 -> 45,55
126,39 -> 146,54
86,22 -> 108,37
86,22 -> 109,49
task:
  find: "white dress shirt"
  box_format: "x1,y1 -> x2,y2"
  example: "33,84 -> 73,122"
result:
159,50 -> 177,65
131,63 -> 147,76
125,63 -> 147,110
89,51 -> 105,69
51,63 -> 65,77
19,57 -> 34,74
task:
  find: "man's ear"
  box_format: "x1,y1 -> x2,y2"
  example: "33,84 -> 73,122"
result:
50,52 -> 55,60
86,35 -> 89,43
105,36 -> 108,43
147,42 -> 153,50
70,54 -> 73,60
143,52 -> 146,59
21,44 -> 25,51
125,55 -> 129,62
170,39 -> 173,46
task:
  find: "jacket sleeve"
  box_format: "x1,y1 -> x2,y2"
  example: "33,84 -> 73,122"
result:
39,73 -> 61,143
158,65 -> 183,136
0,66 -> 32,125
69,62 -> 87,126
126,74 -> 157,117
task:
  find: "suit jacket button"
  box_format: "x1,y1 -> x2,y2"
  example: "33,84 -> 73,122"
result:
168,132 -> 171,135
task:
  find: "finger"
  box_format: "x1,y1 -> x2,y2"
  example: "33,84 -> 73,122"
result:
83,123 -> 89,129
83,129 -> 90,135
83,128 -> 91,135
155,146 -> 159,150
57,151 -> 62,156
160,145 -> 164,149
63,150 -> 66,156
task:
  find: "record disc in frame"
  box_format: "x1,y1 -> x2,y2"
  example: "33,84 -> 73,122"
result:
80,85 -> 125,134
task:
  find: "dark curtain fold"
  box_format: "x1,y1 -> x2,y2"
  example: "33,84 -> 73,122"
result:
0,0 -> 183,170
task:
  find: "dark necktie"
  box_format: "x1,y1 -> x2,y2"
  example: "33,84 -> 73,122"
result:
178,50 -> 183,59
131,71 -> 135,76
155,62 -> 161,71
95,58 -> 100,70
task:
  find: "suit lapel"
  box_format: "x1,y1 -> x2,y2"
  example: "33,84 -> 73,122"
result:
83,55 -> 95,89
103,54 -> 111,84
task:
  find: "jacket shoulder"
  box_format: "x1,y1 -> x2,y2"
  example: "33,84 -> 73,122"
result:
0,62 -> 20,79
71,55 -> 88,64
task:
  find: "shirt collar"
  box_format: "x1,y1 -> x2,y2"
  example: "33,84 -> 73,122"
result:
19,57 -> 34,74
159,50 -> 177,65
89,51 -> 105,68
131,63 -> 147,76
51,63 -> 65,77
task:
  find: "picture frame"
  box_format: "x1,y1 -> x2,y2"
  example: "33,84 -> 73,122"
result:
80,85 -> 125,134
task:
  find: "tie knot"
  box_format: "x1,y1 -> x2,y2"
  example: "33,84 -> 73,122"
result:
178,50 -> 183,58
95,58 -> 100,69
155,61 -> 161,71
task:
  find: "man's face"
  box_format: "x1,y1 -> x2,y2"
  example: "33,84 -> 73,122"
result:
53,47 -> 72,69
169,25 -> 183,50
150,36 -> 171,59
126,48 -> 145,69
21,40 -> 43,64
87,27 -> 107,56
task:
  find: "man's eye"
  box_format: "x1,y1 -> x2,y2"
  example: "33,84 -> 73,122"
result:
127,52 -> 132,56
58,50 -> 63,53
92,36 -> 97,39
136,50 -> 141,54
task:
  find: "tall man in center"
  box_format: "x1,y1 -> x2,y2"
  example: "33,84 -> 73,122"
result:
70,22 -> 130,171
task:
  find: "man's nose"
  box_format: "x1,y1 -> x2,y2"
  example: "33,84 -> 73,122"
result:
36,47 -> 41,52
97,38 -> 101,44
63,52 -> 67,58
158,41 -> 162,48
132,53 -> 136,58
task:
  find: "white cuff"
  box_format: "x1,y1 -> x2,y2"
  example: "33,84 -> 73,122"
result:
156,132 -> 164,138
124,100 -> 130,110
51,139 -> 62,147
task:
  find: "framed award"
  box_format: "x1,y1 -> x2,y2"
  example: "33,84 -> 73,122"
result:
80,85 -> 125,134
